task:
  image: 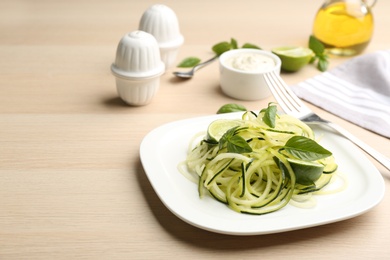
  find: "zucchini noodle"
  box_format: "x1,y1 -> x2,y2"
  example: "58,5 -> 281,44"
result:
179,110 -> 345,215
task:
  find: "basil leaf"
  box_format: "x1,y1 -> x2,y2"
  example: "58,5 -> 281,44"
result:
212,41 -> 232,56
227,135 -> 252,153
284,136 -> 332,161
219,126 -> 252,154
317,58 -> 328,72
219,126 -> 237,150
309,35 -> 329,72
177,57 -> 201,68
261,103 -> 277,128
230,38 -> 238,49
217,103 -> 247,114
241,43 -> 261,49
309,35 -> 324,55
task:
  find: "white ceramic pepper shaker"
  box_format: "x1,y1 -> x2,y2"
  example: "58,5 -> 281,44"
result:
139,4 -> 184,69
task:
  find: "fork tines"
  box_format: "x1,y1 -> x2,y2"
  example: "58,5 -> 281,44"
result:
264,71 -> 307,116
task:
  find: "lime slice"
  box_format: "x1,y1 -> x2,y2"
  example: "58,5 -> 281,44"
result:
206,119 -> 243,143
287,158 -> 324,185
272,47 -> 314,72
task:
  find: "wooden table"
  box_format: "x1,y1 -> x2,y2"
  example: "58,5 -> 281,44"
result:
1,0 -> 389,259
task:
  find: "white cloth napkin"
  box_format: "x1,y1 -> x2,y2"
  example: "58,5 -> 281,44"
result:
291,50 -> 390,138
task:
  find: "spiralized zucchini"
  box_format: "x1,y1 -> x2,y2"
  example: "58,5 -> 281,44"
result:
180,106 -> 342,215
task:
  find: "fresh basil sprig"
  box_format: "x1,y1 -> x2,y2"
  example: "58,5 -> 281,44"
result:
219,126 -> 252,154
283,136 -> 332,161
177,38 -> 261,68
212,41 -> 233,56
309,35 -> 329,72
212,38 -> 261,56
217,103 -> 247,114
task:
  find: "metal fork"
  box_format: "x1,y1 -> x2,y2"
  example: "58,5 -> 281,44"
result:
264,71 -> 390,171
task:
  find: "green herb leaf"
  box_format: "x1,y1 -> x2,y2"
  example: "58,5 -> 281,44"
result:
241,43 -> 261,49
219,126 -> 234,150
317,57 -> 328,72
219,126 -> 252,154
309,35 -> 324,55
230,38 -> 238,49
217,103 -> 247,114
227,135 -> 253,153
176,38 -> 261,74
177,57 -> 201,68
212,41 -> 232,56
308,35 -> 329,72
260,103 -> 277,128
283,136 -> 332,161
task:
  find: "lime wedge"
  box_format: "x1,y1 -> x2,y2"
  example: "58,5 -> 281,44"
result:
206,119 -> 243,143
287,158 -> 324,185
272,47 -> 314,72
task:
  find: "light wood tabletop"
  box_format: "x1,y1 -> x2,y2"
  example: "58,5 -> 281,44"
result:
1,0 -> 389,259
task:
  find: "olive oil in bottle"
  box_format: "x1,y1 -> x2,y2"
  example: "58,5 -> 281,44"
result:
313,0 -> 375,56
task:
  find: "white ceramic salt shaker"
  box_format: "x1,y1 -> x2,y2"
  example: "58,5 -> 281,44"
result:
111,30 -> 165,106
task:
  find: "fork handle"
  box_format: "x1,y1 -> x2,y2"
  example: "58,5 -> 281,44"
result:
327,122 -> 390,172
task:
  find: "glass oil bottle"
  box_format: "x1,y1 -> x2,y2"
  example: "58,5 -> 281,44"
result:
313,0 -> 376,56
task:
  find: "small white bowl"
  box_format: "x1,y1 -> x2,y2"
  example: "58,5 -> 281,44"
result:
111,30 -> 165,106
139,4 -> 184,69
219,49 -> 281,101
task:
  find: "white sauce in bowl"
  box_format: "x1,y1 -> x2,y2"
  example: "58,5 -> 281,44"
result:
225,53 -> 275,72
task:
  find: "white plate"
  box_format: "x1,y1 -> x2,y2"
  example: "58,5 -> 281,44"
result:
140,112 -> 385,235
